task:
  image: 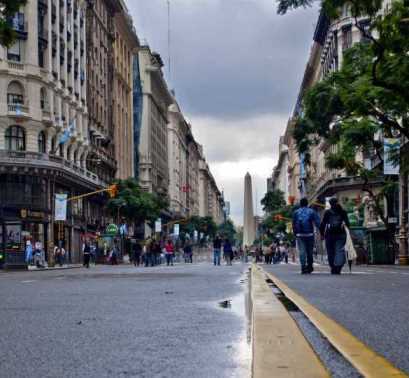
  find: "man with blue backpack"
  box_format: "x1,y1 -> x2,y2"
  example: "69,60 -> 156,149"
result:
292,198 -> 321,274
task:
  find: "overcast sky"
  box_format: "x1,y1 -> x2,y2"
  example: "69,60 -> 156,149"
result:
127,0 -> 318,225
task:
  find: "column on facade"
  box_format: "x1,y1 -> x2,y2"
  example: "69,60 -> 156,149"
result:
25,0 -> 39,66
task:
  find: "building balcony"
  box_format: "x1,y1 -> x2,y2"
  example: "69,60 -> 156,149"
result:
7,103 -> 29,118
0,150 -> 106,188
5,61 -> 25,72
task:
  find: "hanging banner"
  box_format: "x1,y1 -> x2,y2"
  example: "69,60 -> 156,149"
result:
55,194 -> 68,221
155,219 -> 162,233
174,224 -> 180,236
384,138 -> 400,175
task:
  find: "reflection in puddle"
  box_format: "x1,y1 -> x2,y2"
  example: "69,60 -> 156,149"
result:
215,269 -> 252,377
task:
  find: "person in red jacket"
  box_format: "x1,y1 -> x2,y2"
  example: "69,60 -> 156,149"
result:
165,240 -> 174,266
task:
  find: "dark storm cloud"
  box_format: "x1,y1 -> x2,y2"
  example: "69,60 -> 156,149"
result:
129,0 -> 318,120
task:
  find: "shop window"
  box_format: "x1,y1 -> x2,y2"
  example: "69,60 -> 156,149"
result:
5,125 -> 26,151
38,131 -> 46,153
5,224 -> 22,252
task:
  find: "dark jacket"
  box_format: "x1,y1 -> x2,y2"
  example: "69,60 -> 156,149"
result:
320,206 -> 350,237
213,237 -> 222,249
292,207 -> 320,237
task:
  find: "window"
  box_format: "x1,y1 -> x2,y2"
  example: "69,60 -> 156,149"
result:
342,25 -> 352,51
7,81 -> 24,104
7,40 -> 21,62
38,131 -> 46,153
40,87 -> 47,109
5,126 -> 26,151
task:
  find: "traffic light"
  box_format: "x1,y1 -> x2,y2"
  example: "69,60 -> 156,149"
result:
107,184 -> 118,198
274,214 -> 284,222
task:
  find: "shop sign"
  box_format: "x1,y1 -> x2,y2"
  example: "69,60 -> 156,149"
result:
55,194 -> 68,221
21,209 -> 45,219
174,224 -> 180,236
106,223 -> 119,235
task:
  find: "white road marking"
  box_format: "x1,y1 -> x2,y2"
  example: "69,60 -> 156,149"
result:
21,280 -> 36,283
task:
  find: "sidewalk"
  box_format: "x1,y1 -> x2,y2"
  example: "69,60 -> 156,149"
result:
261,263 -> 409,374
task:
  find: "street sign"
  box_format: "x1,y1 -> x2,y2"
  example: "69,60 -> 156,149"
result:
174,224 -> 180,236
106,223 -> 119,236
155,219 -> 162,233
55,194 -> 68,221
193,230 -> 198,241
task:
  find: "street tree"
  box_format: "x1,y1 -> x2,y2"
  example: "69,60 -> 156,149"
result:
106,178 -> 167,228
276,0 -> 409,253
0,0 -> 27,47
218,219 -> 237,242
261,189 -> 286,213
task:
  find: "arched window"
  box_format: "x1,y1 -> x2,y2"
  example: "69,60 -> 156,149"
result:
38,131 -> 46,153
50,135 -> 57,154
40,87 -> 47,110
5,126 -> 25,151
7,81 -> 24,105
67,145 -> 72,160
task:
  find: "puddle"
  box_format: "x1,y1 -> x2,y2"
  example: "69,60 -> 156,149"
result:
218,299 -> 232,308
214,269 -> 252,377
275,293 -> 300,312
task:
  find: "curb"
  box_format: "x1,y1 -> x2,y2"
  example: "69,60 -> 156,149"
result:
250,264 -> 329,378
28,265 -> 83,272
261,267 -> 408,378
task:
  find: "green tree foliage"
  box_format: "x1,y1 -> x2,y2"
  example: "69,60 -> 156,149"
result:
277,0 -> 408,252
262,205 -> 295,241
0,0 -> 27,47
106,178 -> 167,226
261,189 -> 287,213
217,219 -> 237,242
181,216 -> 218,238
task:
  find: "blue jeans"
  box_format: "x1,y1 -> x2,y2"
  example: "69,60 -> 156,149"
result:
297,237 -> 314,271
166,254 -> 174,266
213,249 -> 221,265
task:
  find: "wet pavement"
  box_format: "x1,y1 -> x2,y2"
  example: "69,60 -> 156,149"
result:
262,262 -> 409,374
0,263 -> 251,378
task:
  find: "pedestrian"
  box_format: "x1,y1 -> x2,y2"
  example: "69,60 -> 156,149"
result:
133,240 -> 142,266
54,240 -> 66,267
144,237 -> 153,267
110,241 -> 119,265
25,240 -> 33,266
213,235 -> 222,266
83,240 -> 91,268
184,242 -> 193,263
279,241 -> 289,264
165,239 -> 175,266
292,198 -> 321,274
320,197 -> 350,275
223,239 -> 233,265
33,241 -> 44,268
243,245 -> 249,263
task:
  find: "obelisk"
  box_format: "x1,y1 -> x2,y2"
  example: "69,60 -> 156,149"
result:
243,172 -> 256,247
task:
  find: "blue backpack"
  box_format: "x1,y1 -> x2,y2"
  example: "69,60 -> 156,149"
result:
294,208 -> 314,234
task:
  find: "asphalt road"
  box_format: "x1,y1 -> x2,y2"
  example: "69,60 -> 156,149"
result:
0,263 -> 251,378
263,262 -> 409,373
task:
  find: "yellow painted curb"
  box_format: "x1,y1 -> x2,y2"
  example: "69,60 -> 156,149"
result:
263,268 -> 408,378
251,264 -> 329,378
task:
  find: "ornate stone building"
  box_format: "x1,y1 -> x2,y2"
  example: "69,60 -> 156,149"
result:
113,0 -> 139,179
137,45 -> 173,198
0,0 -> 111,268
